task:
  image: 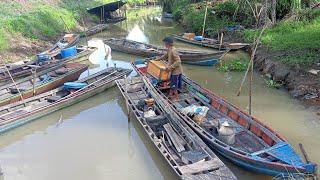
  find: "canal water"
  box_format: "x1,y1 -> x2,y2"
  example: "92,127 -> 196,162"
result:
0,7 -> 319,180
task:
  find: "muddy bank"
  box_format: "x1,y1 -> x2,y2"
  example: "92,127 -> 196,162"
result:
254,46 -> 320,105
0,19 -> 97,63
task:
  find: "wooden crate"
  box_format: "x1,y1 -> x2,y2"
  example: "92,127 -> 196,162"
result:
64,34 -> 74,43
147,60 -> 171,81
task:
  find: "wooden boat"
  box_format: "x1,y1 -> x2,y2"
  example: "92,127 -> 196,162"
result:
0,63 -> 88,107
83,24 -> 108,37
172,34 -> 250,51
42,33 -> 80,56
116,76 -> 237,180
0,46 -> 95,82
0,67 -> 132,133
106,17 -> 126,23
103,38 -> 228,66
132,59 -> 318,178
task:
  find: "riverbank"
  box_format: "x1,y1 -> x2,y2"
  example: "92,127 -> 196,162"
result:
171,0 -> 320,105
0,0 -> 99,62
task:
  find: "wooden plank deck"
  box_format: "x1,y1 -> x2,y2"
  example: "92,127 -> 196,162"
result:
163,123 -> 186,153
178,158 -> 223,174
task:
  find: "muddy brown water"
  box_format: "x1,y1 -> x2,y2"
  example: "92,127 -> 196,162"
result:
0,7 -> 319,180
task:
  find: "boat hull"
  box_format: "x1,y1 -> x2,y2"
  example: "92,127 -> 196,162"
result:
183,59 -> 219,66
0,63 -> 88,107
172,35 -> 249,51
131,59 -> 318,178
104,38 -> 227,64
0,69 -> 131,133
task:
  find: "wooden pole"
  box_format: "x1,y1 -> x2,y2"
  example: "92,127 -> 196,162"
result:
32,68 -> 37,96
0,58 -> 24,100
299,143 -> 310,163
124,75 -> 130,121
59,16 -> 70,33
249,49 -> 253,115
219,32 -> 224,51
236,26 -> 267,97
201,0 -> 209,37
77,3 -> 88,46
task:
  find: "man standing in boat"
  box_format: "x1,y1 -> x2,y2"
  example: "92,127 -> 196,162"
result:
157,37 -> 183,100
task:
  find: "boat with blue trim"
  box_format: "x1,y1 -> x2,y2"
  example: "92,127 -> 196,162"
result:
104,38 -> 228,66
132,58 -> 318,178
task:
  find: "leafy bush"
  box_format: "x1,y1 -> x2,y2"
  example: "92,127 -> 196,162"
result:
265,79 -> 282,88
218,58 -> 249,72
214,1 -> 238,21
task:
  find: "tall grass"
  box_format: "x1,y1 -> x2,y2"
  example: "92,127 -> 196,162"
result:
244,10 -> 320,66
5,5 -> 77,39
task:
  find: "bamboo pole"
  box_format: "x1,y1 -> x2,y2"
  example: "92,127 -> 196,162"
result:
219,32 -> 224,51
201,0 -> 209,37
299,143 -> 310,163
0,58 -> 24,100
249,48 -> 254,115
236,26 -> 267,115
59,16 -> 70,33
32,69 -> 36,96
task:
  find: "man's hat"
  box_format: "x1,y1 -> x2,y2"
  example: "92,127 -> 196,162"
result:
162,37 -> 174,44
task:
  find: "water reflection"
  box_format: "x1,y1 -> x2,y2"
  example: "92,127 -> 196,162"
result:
126,25 -> 149,43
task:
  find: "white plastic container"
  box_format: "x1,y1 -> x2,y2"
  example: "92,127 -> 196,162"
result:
218,121 -> 235,145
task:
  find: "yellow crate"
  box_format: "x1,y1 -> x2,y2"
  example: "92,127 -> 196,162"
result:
147,60 -> 171,81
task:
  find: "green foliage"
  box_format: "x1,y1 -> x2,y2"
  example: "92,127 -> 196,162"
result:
218,58 -> 249,72
277,0 -> 292,19
5,5 -> 76,39
172,0 -> 189,21
265,79 -> 282,88
215,1 -> 238,20
0,28 -> 8,51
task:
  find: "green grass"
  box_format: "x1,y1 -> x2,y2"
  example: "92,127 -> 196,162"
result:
218,58 -> 249,72
0,27 -> 8,51
244,10 -> 320,66
5,5 -> 77,39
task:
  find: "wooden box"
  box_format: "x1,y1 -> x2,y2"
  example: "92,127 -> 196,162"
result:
183,33 -> 196,40
63,34 -> 74,43
147,60 -> 171,81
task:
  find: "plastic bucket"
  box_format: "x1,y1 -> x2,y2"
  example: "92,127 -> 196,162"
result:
61,46 -> 77,59
194,36 -> 203,41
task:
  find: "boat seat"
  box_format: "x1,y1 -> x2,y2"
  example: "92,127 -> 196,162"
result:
46,96 -> 61,103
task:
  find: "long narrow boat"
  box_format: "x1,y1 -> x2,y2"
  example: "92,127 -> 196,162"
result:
106,17 -> 126,24
0,63 -> 88,107
172,34 -> 250,51
0,67 -> 131,133
0,46 -> 95,82
116,76 -> 237,180
42,33 -> 80,56
104,38 -> 228,66
132,59 -> 318,178
83,24 -> 108,37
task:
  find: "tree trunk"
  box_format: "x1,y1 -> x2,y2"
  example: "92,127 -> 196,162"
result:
271,0 -> 276,24
259,0 -> 269,27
